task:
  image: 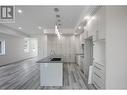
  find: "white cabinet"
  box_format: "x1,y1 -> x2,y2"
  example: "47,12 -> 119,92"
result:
77,55 -> 81,65
93,40 -> 105,89
80,32 -> 85,44
40,63 -> 63,86
82,7 -> 105,41
87,16 -> 97,38
96,7 -> 105,40
93,62 -> 105,89
79,7 -> 106,89
88,7 -> 106,41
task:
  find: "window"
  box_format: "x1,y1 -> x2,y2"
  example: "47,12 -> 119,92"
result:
31,39 -> 38,52
0,39 -> 5,55
0,41 -> 1,54
24,38 -> 30,53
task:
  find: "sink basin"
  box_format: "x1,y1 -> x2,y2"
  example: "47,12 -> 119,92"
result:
50,58 -> 61,61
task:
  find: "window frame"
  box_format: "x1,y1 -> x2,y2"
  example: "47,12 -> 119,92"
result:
24,38 -> 30,53
0,39 -> 5,55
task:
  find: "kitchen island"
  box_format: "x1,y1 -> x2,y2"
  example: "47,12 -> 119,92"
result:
37,55 -> 63,86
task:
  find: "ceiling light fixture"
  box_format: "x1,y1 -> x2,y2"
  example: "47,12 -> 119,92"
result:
54,7 -> 61,39
55,25 -> 61,39
18,26 -> 22,30
18,9 -> 22,13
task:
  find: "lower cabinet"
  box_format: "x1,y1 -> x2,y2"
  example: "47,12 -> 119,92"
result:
92,40 -> 105,89
93,62 -> 105,89
40,63 -> 63,86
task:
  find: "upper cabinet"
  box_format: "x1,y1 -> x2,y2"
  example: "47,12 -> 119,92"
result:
80,32 -> 85,44
87,15 -> 97,38
96,7 -> 105,40
86,7 -> 105,41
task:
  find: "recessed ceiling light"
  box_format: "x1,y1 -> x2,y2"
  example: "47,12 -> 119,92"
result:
38,26 -> 42,30
18,9 -> 22,13
78,26 -> 81,29
18,27 -> 22,30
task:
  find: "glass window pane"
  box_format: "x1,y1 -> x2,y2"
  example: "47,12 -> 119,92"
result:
0,41 -> 1,54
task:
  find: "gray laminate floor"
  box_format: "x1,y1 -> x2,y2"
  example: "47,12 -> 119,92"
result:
0,57 -> 87,90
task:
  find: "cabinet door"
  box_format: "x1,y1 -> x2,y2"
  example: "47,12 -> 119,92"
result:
40,63 -> 63,86
97,7 -> 105,40
93,40 -> 105,89
87,16 -> 97,37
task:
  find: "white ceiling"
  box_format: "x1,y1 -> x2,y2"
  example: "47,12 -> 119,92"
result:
3,6 -> 86,35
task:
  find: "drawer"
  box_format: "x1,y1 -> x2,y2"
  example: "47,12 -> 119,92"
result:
93,74 -> 105,89
94,64 -> 104,73
93,62 -> 105,89
93,81 -> 104,89
94,68 -> 104,80
94,62 -> 104,71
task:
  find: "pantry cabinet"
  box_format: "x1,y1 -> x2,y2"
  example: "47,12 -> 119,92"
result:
81,7 -> 106,89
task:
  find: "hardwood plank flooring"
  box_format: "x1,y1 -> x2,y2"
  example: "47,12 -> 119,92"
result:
0,58 -> 87,90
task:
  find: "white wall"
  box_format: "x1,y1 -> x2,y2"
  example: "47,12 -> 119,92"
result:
75,35 -> 81,54
35,35 -> 47,59
105,6 -> 127,89
0,25 -> 38,66
93,40 -> 105,65
0,33 -> 38,66
47,34 -> 75,62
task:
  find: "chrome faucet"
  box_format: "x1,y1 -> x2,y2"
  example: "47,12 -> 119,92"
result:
50,50 -> 55,56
